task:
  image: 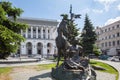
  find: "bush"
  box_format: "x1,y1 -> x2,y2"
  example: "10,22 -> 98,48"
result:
93,45 -> 101,56
0,52 -> 10,59
93,49 -> 101,56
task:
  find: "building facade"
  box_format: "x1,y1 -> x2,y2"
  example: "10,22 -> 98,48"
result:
95,20 -> 120,56
17,18 -> 59,58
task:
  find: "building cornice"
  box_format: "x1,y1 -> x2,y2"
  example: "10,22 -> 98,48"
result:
18,17 -> 59,23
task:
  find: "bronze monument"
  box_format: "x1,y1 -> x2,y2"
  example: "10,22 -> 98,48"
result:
51,5 -> 96,80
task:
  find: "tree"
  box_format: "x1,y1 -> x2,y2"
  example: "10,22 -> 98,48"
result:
0,1 -> 28,59
67,17 -> 80,45
81,14 -> 97,56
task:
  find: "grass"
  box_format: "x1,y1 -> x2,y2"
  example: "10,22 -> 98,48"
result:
37,63 -> 56,70
0,67 -> 12,74
90,60 -> 119,80
0,67 -> 12,80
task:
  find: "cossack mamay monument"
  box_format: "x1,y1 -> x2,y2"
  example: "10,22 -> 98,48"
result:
16,17 -> 59,58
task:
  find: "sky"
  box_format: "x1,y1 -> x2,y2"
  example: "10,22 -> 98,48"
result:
4,0 -> 120,29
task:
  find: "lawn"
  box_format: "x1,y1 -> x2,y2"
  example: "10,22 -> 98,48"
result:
90,60 -> 119,80
0,67 -> 12,80
37,63 -> 56,70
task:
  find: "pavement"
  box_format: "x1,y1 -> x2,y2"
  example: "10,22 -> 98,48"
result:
0,58 -> 55,67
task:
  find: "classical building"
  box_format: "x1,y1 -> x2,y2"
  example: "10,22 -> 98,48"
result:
95,20 -> 120,56
17,18 -> 59,58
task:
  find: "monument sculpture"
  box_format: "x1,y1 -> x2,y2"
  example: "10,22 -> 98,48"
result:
51,5 -> 96,80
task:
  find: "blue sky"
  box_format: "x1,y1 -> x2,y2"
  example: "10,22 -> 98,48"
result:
5,0 -> 120,29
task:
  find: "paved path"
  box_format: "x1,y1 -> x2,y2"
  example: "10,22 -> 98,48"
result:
0,60 -> 55,67
10,69 -> 115,80
95,59 -> 120,80
10,69 -> 52,80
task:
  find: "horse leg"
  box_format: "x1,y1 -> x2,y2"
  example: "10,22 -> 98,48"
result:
56,50 -> 61,67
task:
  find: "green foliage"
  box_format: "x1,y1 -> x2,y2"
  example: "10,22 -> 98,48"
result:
81,14 -> 97,56
93,45 -> 101,56
0,1 -> 28,59
67,21 -> 80,45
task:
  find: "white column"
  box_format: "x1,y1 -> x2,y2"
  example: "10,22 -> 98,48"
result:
51,46 -> 54,55
50,28 -> 53,39
31,26 -> 33,38
25,28 -> 28,38
43,43 -> 47,58
36,27 -> 38,38
32,43 -> 37,55
41,27 -> 43,39
46,27 -> 48,39
20,43 -> 26,55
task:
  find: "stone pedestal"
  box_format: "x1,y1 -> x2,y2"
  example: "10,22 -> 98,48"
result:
51,64 -> 96,80
51,65 -> 87,80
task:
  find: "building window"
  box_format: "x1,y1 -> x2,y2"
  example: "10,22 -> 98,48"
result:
47,43 -> 51,47
105,36 -> 107,40
28,28 -> 31,32
117,25 -> 119,28
117,32 -> 119,37
43,29 -> 45,33
101,30 -> 103,33
109,42 -> 111,46
113,41 -> 115,46
48,30 -> 50,33
108,28 -> 110,31
43,29 -> 45,39
105,29 -> 107,32
113,34 -> 115,38
109,35 -> 111,39
112,26 -> 114,30
117,40 -> 120,45
33,29 -> 36,32
102,38 -> 104,40
47,49 -> 50,53
105,42 -> 107,47
38,29 -> 40,33
101,43 -> 104,47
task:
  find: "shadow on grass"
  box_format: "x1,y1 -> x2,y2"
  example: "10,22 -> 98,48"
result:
28,72 -> 53,80
89,62 -> 97,64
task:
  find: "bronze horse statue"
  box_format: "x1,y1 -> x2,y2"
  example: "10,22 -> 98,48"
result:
55,15 -> 70,67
